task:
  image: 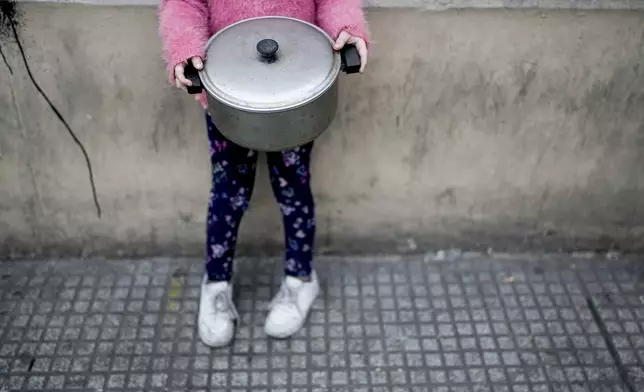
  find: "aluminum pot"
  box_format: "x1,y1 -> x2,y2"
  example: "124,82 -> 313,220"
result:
184,16 -> 362,152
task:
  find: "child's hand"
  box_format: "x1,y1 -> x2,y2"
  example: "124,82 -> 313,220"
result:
174,57 -> 204,100
333,31 -> 368,73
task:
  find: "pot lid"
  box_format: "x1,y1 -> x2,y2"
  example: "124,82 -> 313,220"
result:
200,16 -> 340,112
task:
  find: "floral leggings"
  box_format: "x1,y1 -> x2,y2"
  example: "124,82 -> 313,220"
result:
205,114 -> 316,282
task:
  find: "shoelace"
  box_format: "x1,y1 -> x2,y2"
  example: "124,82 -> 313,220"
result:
210,290 -> 239,320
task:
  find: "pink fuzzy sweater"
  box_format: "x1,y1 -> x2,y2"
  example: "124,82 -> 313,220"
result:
158,0 -> 369,85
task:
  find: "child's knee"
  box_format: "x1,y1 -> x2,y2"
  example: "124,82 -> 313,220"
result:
273,186 -> 314,211
209,186 -> 253,215
228,192 -> 251,212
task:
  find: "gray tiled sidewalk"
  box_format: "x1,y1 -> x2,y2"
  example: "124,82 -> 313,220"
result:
1,255 -> 644,392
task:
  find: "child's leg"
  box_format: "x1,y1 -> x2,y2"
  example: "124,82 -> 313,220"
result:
264,143 -> 318,339
205,114 -> 258,281
266,143 -> 316,278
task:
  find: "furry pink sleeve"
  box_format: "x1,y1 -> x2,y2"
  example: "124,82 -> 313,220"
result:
315,0 -> 369,46
158,0 -> 210,84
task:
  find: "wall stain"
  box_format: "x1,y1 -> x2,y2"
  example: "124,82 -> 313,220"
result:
0,0 -> 20,44
323,214 -> 332,249
346,193 -> 368,205
179,211 -> 193,223
58,28 -> 104,114
399,56 -> 425,120
581,54 -> 644,150
400,56 -> 432,172
11,71 -> 47,240
515,62 -> 538,103
115,74 -> 133,105
435,187 -> 457,207
0,76 -> 20,129
568,53 -> 644,229
150,225 -> 158,247
152,92 -> 187,153
408,124 -> 429,171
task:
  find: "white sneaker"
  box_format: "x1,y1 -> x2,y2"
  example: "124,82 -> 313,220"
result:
198,278 -> 238,347
264,271 -> 320,339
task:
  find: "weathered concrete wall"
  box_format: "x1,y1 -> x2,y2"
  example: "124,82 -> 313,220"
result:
1,4 -> 644,258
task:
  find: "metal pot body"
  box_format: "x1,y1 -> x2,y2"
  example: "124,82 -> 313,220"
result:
206,79 -> 338,152
183,16 -> 361,152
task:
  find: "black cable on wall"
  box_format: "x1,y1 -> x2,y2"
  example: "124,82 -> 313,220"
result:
1,0 -> 102,219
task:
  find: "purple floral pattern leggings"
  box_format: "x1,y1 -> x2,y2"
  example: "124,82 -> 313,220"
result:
205,114 -> 316,281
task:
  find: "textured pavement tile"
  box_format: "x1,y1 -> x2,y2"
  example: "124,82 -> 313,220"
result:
0,256 -> 643,391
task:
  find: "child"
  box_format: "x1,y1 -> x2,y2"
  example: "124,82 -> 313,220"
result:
158,0 -> 369,347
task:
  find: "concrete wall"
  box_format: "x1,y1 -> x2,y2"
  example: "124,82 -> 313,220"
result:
1,4 -> 644,258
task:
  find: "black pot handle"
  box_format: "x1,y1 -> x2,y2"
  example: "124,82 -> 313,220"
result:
340,44 -> 361,74
183,61 -> 203,95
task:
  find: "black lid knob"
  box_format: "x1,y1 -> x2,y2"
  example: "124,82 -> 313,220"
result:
257,39 -> 279,60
